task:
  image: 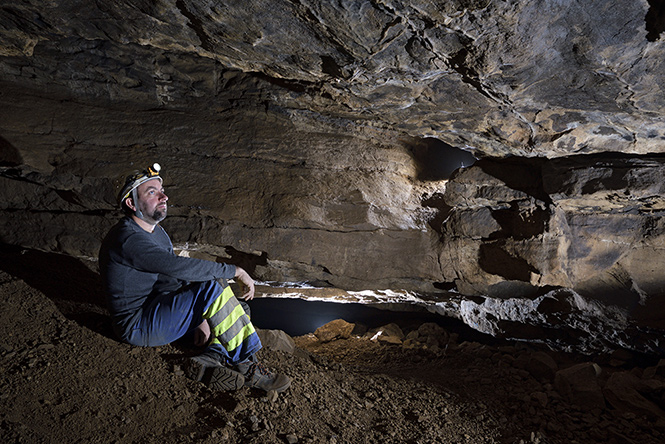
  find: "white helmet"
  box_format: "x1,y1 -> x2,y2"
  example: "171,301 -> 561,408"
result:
117,163 -> 163,217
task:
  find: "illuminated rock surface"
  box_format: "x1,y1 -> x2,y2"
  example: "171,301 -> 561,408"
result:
2,0 -> 665,353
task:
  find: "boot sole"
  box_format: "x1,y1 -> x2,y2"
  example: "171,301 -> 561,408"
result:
208,366 -> 245,391
247,374 -> 291,393
185,358 -> 245,391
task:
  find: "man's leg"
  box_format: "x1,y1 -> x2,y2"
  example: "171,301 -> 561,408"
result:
201,283 -> 262,364
124,280 -> 251,390
127,280 -> 289,392
193,320 -> 211,347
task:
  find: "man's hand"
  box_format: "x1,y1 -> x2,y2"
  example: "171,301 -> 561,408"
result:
234,267 -> 255,300
194,320 -> 211,347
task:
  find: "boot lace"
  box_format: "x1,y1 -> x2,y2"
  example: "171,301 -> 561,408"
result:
248,361 -> 272,378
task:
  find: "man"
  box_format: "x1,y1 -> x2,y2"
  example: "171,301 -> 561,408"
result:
99,163 -> 290,393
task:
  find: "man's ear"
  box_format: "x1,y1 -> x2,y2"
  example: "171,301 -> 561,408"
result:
125,197 -> 137,211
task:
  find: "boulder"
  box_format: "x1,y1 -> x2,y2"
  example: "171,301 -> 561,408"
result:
314,319 -> 355,343
257,329 -> 296,354
368,323 -> 405,345
603,371 -> 665,420
554,362 -> 605,410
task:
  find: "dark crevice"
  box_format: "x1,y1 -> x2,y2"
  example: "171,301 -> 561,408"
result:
320,55 -> 344,78
408,137 -> 477,181
0,136 -> 22,166
175,0 -> 214,51
478,241 -> 539,282
488,202 -> 550,241
377,16 -> 403,45
646,0 -> 665,42
549,127 -> 575,142
422,193 -> 452,235
433,281 -> 457,291
253,72 -> 318,94
475,157 -> 552,205
448,48 -> 493,100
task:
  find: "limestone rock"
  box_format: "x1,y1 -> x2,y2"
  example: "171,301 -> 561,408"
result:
314,319 -> 355,343
515,351 -> 559,383
257,329 -> 296,354
603,371 -> 665,420
368,323 -> 404,344
2,0 -> 665,356
554,362 -> 605,410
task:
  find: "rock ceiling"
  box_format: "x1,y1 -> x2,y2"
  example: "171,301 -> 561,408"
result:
1,0 -> 665,353
3,1 -> 665,156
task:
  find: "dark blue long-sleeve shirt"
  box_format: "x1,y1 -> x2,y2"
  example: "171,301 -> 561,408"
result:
99,217 -> 236,338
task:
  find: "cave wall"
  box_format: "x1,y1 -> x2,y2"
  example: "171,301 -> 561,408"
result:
2,0 -> 665,350
438,156 -> 665,329
0,76 -> 443,291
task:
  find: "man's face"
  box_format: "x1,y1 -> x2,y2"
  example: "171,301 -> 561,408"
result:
134,178 -> 168,224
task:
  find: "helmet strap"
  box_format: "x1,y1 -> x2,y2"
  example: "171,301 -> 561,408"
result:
131,188 -> 145,219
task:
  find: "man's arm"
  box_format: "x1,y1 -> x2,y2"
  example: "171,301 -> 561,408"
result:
122,232 -> 237,282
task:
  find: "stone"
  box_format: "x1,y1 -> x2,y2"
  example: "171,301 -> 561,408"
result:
368,323 -> 405,344
603,371 -> 665,420
643,359 -> 665,380
257,329 -> 295,354
524,352 -> 559,382
554,362 -> 605,410
314,319 -> 355,343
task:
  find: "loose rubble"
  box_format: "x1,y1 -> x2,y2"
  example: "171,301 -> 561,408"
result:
1,268 -> 664,443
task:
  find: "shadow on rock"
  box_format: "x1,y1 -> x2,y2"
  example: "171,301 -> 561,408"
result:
0,243 -> 114,339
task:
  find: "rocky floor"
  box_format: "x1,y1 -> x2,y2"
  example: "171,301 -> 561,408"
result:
1,247 -> 665,444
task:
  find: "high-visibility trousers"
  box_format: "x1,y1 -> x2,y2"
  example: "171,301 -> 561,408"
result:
123,279 -> 262,364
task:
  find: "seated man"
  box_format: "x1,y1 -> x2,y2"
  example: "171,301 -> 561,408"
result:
99,163 -> 290,393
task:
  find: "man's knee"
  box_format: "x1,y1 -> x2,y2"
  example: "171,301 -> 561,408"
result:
239,300 -> 251,318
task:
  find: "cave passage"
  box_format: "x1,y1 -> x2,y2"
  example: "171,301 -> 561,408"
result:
248,297 -> 497,343
646,0 -> 665,41
410,138 -> 477,181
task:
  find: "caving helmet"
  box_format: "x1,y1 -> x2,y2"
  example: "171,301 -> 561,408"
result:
117,163 -> 163,218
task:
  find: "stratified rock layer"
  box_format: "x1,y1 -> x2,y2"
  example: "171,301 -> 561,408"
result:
1,0 -> 665,353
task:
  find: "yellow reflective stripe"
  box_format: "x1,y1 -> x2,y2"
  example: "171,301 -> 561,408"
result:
226,323 -> 256,351
204,285 -> 256,352
209,318 -> 256,352
213,304 -> 245,336
203,285 -> 235,320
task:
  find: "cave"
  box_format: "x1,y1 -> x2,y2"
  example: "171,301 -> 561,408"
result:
2,1 -> 665,443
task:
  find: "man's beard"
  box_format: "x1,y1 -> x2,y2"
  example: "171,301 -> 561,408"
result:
137,204 -> 167,224
149,207 -> 167,223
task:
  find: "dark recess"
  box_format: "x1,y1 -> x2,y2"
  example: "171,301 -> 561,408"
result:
409,138 -> 476,181
646,0 -> 665,42
478,241 -> 539,282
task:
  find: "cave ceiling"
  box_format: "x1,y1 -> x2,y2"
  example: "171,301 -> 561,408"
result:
1,0 -> 664,159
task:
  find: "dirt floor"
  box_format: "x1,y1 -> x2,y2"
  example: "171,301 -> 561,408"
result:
1,246 -> 664,444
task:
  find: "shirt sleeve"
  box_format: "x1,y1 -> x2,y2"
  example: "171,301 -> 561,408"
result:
121,227 -> 236,283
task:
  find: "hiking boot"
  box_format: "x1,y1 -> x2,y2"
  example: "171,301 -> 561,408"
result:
185,352 -> 245,391
238,360 -> 291,393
